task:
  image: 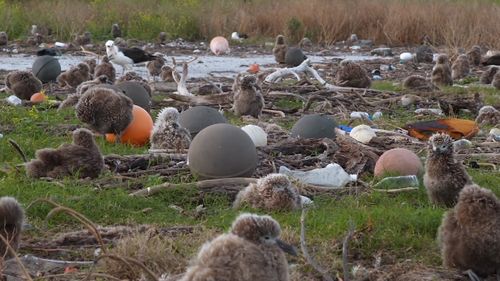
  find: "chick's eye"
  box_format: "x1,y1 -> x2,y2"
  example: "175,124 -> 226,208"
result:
264,236 -> 270,240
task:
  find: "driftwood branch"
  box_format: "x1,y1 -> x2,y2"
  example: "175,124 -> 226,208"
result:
130,177 -> 257,197
171,56 -> 198,96
164,92 -> 232,106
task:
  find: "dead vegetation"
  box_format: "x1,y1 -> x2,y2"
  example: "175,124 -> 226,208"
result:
2,0 -> 500,47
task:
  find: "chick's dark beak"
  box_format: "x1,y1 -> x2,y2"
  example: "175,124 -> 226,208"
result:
276,239 -> 297,256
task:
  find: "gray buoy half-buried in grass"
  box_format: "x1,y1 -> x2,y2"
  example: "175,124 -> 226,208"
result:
179,106 -> 227,139
32,55 -> 61,83
188,123 -> 257,179
290,114 -> 337,139
115,81 -> 151,113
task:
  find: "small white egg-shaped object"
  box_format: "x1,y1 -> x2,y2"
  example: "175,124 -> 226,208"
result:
241,124 -> 268,147
399,52 -> 413,62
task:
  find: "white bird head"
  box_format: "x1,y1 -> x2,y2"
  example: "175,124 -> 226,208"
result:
105,40 -> 116,56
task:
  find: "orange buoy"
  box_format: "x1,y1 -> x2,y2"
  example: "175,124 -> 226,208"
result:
248,64 -> 260,74
210,36 -> 229,55
30,92 -> 47,103
106,105 -> 153,146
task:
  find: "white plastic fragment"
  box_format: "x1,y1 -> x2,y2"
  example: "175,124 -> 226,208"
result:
350,111 -> 370,119
300,195 -> 314,206
6,95 -> 22,106
241,125 -> 268,147
350,125 -> 376,144
279,163 -> 357,188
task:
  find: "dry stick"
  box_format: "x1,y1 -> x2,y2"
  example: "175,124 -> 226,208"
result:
130,177 -> 257,197
8,138 -> 27,162
342,220 -> 355,281
27,199 -> 107,254
43,272 -> 122,281
0,234 -> 34,281
262,108 -> 286,117
300,207 -> 334,281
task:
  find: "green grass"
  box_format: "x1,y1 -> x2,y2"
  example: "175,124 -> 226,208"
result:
0,85 -> 499,276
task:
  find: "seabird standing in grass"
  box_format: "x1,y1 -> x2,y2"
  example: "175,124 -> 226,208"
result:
105,40 -> 157,74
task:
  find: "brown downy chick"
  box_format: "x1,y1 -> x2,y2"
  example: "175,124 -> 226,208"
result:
146,55 -> 165,81
402,75 -> 437,92
233,173 -> 302,211
475,105 -> 500,127
0,31 -> 8,46
5,70 -> 42,100
59,75 -> 111,110
466,45 -> 481,66
451,54 -> 470,80
160,65 -> 176,82
181,213 -> 295,281
424,133 -> 473,207
75,87 -> 133,137
334,60 -> 371,88
94,56 -> 116,83
437,184 -> 500,277
492,72 -> 500,90
480,66 -> 499,84
83,58 -> 96,76
75,31 -> 91,46
150,107 -> 191,151
26,128 -> 104,179
0,197 -> 24,259
117,71 -> 152,97
273,35 -> 287,64
232,75 -> 264,118
57,63 -> 91,88
111,23 -> 121,39
431,55 -> 453,87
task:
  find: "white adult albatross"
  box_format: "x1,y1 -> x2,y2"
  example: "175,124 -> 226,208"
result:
105,40 -> 157,73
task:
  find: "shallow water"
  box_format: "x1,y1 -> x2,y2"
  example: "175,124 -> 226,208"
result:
0,53 -> 389,79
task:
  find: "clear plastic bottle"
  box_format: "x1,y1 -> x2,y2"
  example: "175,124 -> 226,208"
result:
373,175 -> 419,189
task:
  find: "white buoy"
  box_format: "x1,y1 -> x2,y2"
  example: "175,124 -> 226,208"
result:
241,125 -> 267,147
400,52 -> 413,63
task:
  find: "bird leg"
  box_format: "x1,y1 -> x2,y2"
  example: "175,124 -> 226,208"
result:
465,270 -> 482,281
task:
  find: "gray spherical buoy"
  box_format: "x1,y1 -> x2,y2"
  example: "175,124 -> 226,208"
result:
115,81 -> 151,112
285,47 -> 307,67
290,114 -> 337,139
179,106 -> 227,138
188,123 -> 257,179
32,55 -> 61,83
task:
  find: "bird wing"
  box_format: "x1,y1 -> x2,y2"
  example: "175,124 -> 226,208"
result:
120,47 -> 156,63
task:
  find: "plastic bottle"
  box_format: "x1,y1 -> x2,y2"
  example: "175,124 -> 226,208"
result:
373,175 -> 419,189
279,163 -> 357,188
350,111 -> 370,119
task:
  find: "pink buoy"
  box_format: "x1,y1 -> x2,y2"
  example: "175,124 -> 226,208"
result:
210,36 -> 229,55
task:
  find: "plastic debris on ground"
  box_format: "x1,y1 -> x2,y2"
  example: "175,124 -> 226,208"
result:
279,163 -> 357,188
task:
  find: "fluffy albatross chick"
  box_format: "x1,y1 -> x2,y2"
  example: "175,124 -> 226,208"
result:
232,74 -> 264,118
451,54 -> 470,80
150,107 -> 191,151
5,70 -> 42,100
273,35 -> 287,64
431,54 -> 453,87
75,87 -> 133,138
0,197 -> 24,259
438,184 -> 500,277
181,213 -> 295,281
146,55 -> 165,81
334,60 -> 371,88
117,71 -> 152,97
57,62 -> 91,88
58,75 -> 111,110
233,173 -> 302,211
26,128 -> 104,179
94,56 -> 116,83
424,133 -> 473,207
402,75 -> 436,92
